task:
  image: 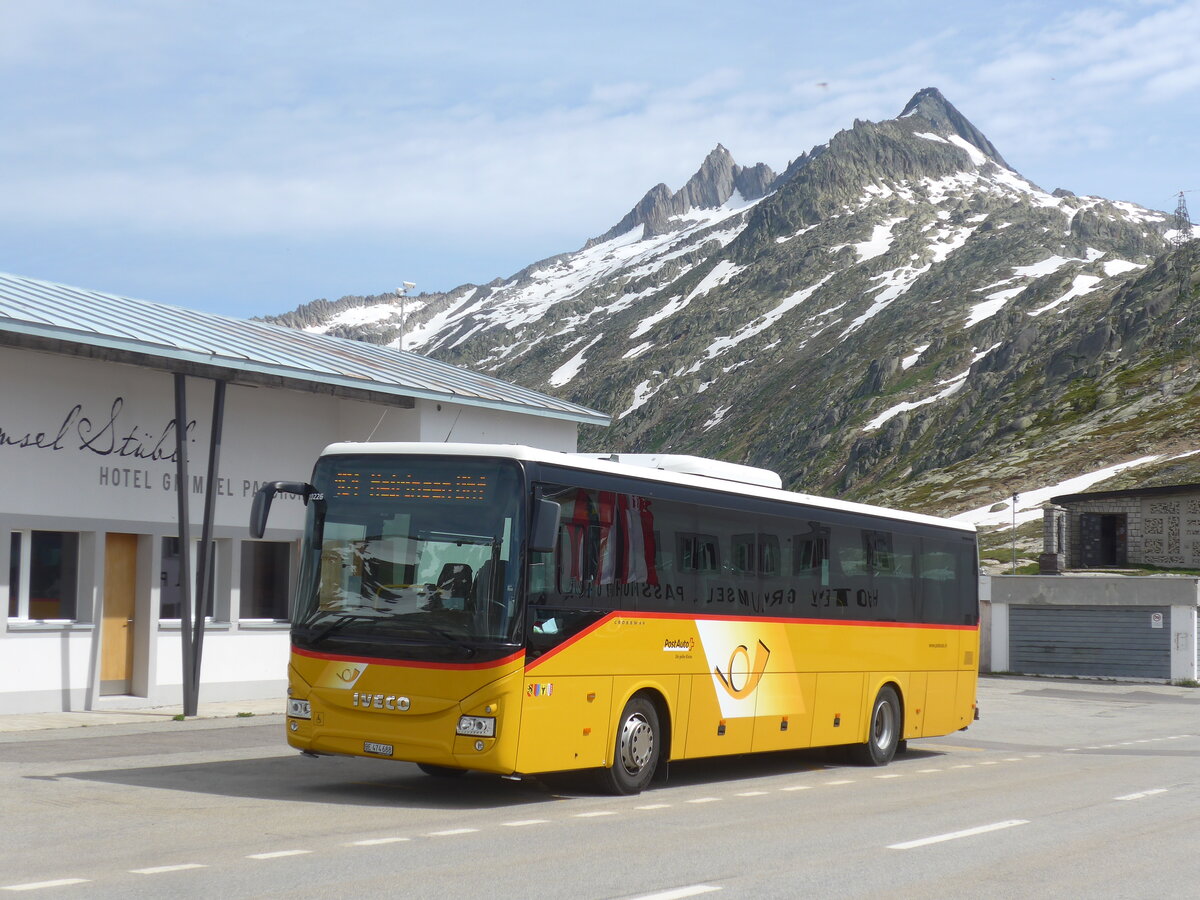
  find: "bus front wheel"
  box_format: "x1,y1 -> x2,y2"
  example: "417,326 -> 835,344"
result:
597,696 -> 660,795
851,685 -> 901,766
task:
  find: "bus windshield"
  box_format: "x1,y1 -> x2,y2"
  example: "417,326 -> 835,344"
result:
291,455 -> 524,659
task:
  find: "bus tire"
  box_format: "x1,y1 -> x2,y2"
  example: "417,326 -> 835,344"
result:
417,762 -> 467,778
851,685 -> 901,766
597,696 -> 660,795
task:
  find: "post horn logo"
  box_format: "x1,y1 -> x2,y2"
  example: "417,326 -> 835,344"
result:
714,640 -> 771,699
336,666 -> 362,683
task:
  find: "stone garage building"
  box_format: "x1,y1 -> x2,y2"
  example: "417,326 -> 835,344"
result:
0,272 -> 608,715
1041,483 -> 1200,572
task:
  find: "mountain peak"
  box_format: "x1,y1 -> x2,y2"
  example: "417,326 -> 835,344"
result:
898,87 -> 1008,168
590,144 -> 777,245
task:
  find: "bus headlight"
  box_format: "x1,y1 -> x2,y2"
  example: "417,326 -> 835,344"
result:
456,715 -> 495,738
287,699 -> 311,720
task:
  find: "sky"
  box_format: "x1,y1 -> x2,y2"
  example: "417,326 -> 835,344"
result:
3,0 -> 1199,319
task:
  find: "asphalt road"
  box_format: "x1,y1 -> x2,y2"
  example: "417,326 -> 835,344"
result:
1,677 -> 1197,899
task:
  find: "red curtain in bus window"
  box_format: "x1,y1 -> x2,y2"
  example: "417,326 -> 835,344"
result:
565,490 -> 658,587
622,495 -> 658,586
566,490 -> 594,582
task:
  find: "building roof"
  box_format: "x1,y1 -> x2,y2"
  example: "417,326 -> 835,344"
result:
1051,482 -> 1200,505
0,271 -> 609,426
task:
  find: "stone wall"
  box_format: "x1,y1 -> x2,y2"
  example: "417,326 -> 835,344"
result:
1141,495 -> 1200,568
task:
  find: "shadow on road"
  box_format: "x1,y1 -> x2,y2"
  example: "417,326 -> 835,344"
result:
53,742 -> 951,809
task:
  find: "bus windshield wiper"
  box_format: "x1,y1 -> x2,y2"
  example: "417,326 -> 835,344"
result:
303,613 -> 379,644
396,621 -> 478,657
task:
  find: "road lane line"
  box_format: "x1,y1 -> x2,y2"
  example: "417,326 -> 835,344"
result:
875,773 -> 903,779
247,850 -> 312,860
636,803 -> 671,810
502,819 -> 549,827
427,828 -> 479,836
1114,789 -> 1168,801
130,864 -> 207,874
574,811 -> 617,818
781,785 -> 811,791
687,797 -> 720,804
736,791 -> 768,796
627,885 -> 721,900
346,837 -> 410,845
825,779 -> 854,785
888,819 -> 1029,850
2,880 -> 90,892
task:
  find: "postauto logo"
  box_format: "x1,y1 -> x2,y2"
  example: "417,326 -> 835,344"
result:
713,640 -> 771,699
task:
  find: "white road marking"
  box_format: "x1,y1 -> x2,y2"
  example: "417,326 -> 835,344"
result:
824,779 -> 854,785
875,773 -> 903,779
687,797 -> 720,804
130,864 -> 207,874
346,837 -> 410,845
427,828 -> 479,836
502,819 -> 549,827
736,791 -> 768,796
888,819 -> 1029,850
626,884 -> 721,900
247,850 -> 312,860
1114,789 -> 1168,802
2,880 -> 90,892
636,803 -> 671,810
781,785 -> 812,791
574,811 -> 617,818
918,768 -> 941,773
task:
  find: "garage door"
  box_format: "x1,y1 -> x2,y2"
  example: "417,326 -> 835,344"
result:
1009,605 -> 1170,679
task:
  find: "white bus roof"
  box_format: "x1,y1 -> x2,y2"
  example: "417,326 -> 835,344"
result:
319,442 -> 975,534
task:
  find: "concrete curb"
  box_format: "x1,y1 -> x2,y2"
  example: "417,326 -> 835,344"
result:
0,698 -> 284,733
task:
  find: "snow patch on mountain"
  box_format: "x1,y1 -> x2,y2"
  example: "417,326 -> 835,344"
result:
1029,274 -> 1103,316
549,333 -> 605,387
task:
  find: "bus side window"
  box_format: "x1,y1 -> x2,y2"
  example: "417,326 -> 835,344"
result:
793,523 -> 830,586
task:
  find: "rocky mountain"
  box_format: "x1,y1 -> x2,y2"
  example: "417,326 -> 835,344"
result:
264,88 -> 1200,520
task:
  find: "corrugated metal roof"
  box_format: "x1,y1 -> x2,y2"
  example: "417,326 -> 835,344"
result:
0,271 -> 610,426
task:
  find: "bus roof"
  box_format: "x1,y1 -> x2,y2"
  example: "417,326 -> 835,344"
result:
319,442 -> 975,534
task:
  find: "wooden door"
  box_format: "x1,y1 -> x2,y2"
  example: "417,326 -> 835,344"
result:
101,533 -> 138,695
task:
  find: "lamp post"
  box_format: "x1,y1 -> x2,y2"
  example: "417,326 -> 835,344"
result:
1011,492 -> 1020,574
395,282 -> 416,350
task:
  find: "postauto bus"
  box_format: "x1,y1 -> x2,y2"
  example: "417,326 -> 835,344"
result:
251,443 -> 979,794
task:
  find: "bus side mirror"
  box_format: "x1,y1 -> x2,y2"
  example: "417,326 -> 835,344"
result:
250,481 -> 316,539
530,498 -> 560,553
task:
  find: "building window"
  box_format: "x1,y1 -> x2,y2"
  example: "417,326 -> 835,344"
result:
8,533 -> 18,618
240,541 -> 292,620
160,537 -> 218,620
8,531 -> 79,621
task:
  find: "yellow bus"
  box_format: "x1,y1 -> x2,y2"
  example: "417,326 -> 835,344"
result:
251,443 -> 978,794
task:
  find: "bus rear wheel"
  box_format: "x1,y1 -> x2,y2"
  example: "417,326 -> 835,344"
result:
851,685 -> 901,766
597,696 -> 660,795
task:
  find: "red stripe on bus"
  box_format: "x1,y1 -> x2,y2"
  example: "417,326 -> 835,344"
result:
293,646 -> 525,671
635,611 -> 978,630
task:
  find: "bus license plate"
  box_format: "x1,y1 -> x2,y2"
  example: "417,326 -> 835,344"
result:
364,741 -> 393,756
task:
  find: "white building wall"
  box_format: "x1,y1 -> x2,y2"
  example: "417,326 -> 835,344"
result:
0,345 -> 584,713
